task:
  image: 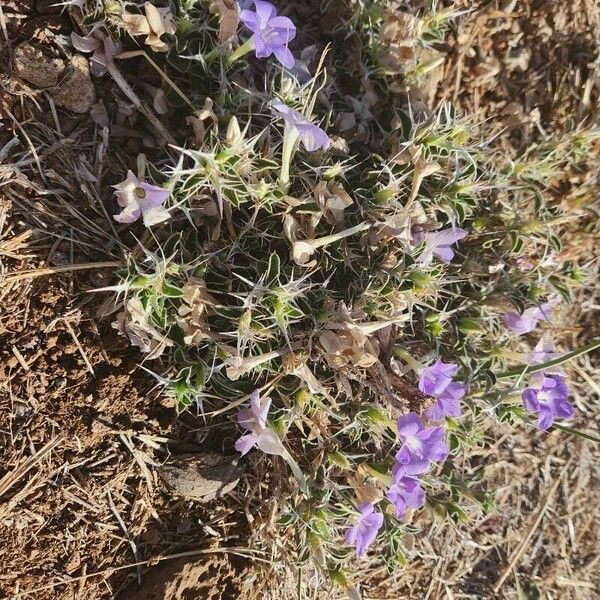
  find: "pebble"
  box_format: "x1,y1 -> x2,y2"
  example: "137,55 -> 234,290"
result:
52,54 -> 96,114
13,41 -> 65,88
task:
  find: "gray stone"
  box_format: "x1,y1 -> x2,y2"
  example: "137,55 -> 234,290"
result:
157,452 -> 241,502
52,54 -> 95,114
14,41 -> 65,88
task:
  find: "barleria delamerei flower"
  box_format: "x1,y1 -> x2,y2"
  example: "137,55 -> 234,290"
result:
503,299 -> 558,335
419,360 -> 459,396
419,360 -> 466,420
234,389 -> 286,456
522,374 -> 575,430
273,102 -> 330,184
413,227 -> 466,264
113,170 -> 171,227
426,381 -> 466,420
394,413 -> 449,476
238,1 -> 297,68
386,473 -> 426,519
344,503 -> 384,558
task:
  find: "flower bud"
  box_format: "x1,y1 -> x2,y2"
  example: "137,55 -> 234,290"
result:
226,116 -> 242,146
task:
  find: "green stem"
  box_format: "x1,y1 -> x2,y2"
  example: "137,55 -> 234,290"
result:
496,339 -> 600,379
227,37 -> 255,65
392,347 -> 423,373
552,423 -> 600,444
279,124 -> 299,186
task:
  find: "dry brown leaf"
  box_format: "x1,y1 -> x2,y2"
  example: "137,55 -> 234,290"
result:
176,279 -> 216,346
210,0 -> 240,43
314,181 -> 353,226
122,3 -> 175,53
112,297 -> 173,359
348,465 -> 384,504
186,98 -> 217,146
379,10 -> 421,75
319,304 -> 380,369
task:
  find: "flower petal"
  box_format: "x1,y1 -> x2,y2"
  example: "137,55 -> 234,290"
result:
256,429 -> 285,455
71,32 -> 98,53
253,0 -> 277,27
272,44 -> 295,68
396,412 -> 422,438
433,245 -> 455,263
114,203 -> 141,224
235,432 -> 259,455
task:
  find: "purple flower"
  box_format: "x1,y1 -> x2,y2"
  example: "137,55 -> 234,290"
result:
522,374 -> 574,430
413,227 -> 466,264
240,1 -> 296,68
528,332 -> 565,376
386,474 -> 425,519
426,381 -> 466,420
344,502 -> 384,557
113,170 -> 171,227
234,389 -> 286,456
503,301 -> 557,335
273,102 -> 331,151
394,413 -> 449,475
419,360 -> 459,396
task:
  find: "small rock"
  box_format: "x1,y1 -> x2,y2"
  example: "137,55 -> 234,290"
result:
13,41 -> 65,88
157,453 -> 241,502
52,54 -> 95,114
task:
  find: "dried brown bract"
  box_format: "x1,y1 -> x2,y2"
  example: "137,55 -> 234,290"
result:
176,279 -> 217,346
122,2 -> 176,53
112,297 -> 173,359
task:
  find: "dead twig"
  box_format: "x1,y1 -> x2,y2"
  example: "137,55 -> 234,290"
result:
0,436 -> 63,500
2,260 -> 121,284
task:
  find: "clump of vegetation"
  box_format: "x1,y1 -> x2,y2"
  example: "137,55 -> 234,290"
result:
79,0 -> 599,595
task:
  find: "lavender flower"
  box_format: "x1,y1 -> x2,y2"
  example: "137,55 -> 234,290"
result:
522,373 -> 574,430
426,381 -> 466,420
273,102 -> 331,152
419,360 -> 459,396
234,389 -> 286,456
240,1 -> 296,68
413,227 -> 466,265
503,301 -> 556,335
528,332 -> 565,376
394,413 -> 449,475
113,170 -> 171,227
344,503 -> 384,557
386,474 -> 425,519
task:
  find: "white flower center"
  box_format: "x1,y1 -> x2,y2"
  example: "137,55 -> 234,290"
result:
537,390 -> 551,404
406,434 -> 422,454
261,26 -> 278,43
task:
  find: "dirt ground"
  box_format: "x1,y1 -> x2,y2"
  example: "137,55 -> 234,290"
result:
0,0 -> 598,599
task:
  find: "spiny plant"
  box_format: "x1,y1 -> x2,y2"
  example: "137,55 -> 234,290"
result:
81,0 -> 599,596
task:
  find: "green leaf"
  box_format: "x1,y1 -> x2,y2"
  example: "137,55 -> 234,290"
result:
162,283 -> 184,298
267,252 -> 280,282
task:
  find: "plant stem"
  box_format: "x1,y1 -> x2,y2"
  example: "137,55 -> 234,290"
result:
279,124 -> 299,185
496,339 -> 600,379
227,37 -> 255,65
